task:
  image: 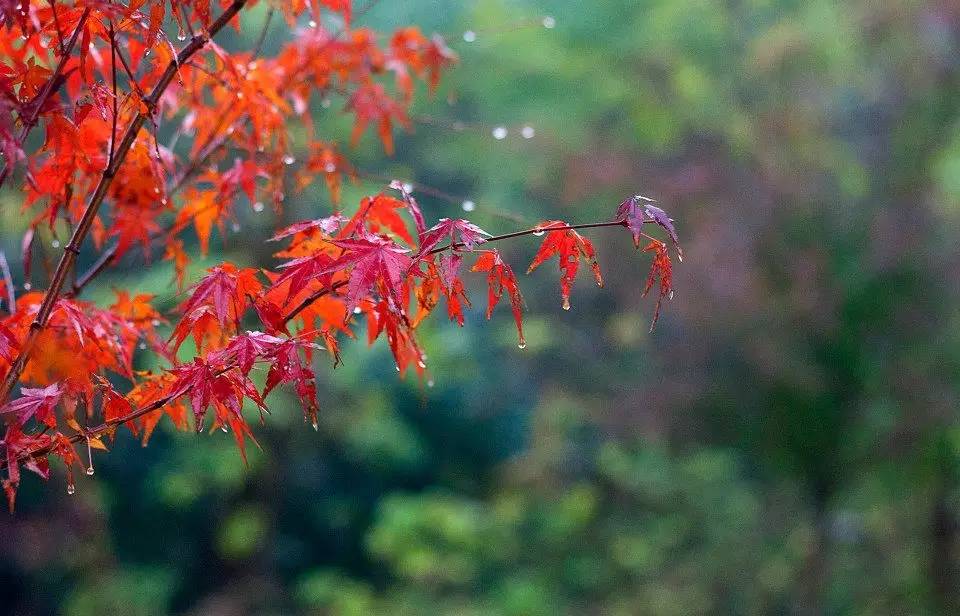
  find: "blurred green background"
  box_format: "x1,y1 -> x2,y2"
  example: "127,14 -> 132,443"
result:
5,0 -> 960,613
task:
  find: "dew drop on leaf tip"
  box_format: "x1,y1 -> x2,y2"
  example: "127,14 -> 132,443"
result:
66,483 -> 75,495
85,466 -> 95,476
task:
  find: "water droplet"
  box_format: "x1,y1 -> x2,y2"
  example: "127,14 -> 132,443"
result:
311,419 -> 319,431
23,282 -> 31,291
521,125 -> 535,139
283,155 -> 295,165
492,126 -> 508,140
66,483 -> 75,495
461,200 -> 475,212
669,290 -> 675,300
51,239 -> 61,248
253,201 -> 265,212
85,466 -> 95,476
324,162 -> 336,173
517,341 -> 527,349
231,222 -> 241,233
308,19 -> 318,28
532,227 -> 544,237
395,365 -> 401,372
562,298 -> 571,311
144,49 -> 151,57
177,30 -> 187,42
427,379 -> 435,388
463,30 -> 476,43
402,182 -> 414,193
221,425 -> 229,433
542,16 -> 556,29
138,342 -> 147,350
353,306 -> 362,314
417,360 -> 426,369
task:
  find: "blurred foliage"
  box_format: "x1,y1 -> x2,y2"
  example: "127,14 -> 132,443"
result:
4,0 -> 960,614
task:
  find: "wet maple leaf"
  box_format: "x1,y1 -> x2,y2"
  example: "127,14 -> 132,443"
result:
319,234 -> 413,313
616,195 -> 682,260
171,263 -> 263,351
341,194 -> 415,245
0,382 -> 62,427
526,221 -> 603,310
347,82 -> 409,155
472,250 -> 525,347
418,217 -> 490,255
643,240 -> 674,332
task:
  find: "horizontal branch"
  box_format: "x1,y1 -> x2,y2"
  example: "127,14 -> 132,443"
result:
2,215 -> 635,469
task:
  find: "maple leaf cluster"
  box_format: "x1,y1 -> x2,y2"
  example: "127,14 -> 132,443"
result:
0,1 -> 681,510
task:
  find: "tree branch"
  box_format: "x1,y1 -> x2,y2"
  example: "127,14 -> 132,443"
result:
2,215 -> 640,469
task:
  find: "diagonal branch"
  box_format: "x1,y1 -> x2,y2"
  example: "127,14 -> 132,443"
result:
0,0 -> 251,406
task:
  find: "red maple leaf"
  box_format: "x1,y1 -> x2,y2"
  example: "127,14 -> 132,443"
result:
320,233 -> 413,312
417,217 -> 490,255
472,250 -> 525,347
526,221 -> 603,310
643,240 -> 674,331
0,382 -> 62,427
